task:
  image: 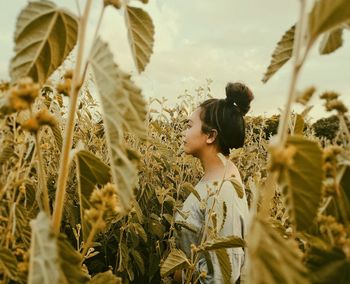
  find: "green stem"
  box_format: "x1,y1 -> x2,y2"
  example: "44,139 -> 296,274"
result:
51,0 -> 93,233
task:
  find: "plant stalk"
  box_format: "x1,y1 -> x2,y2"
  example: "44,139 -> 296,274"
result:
52,0 -> 93,233
276,0 -> 308,146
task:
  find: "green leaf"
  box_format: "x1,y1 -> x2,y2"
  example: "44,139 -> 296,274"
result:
130,249 -> 145,275
182,182 -> 201,201
220,201 -> 227,232
308,0 -> 350,46
10,1 -> 78,84
75,150 -> 111,241
50,123 -> 63,151
175,220 -> 198,233
89,271 -> 122,284
215,249 -> 232,284
160,249 -> 191,277
57,234 -> 90,284
27,212 -> 60,284
0,145 -> 14,166
247,218 -> 309,284
90,37 -> 147,212
302,234 -> 350,283
340,165 -> 350,203
125,6 -> 154,73
227,177 -> 244,198
281,135 -> 324,231
319,28 -> 343,54
198,235 -> 245,252
28,212 -> 89,284
133,223 -> 148,243
294,114 -> 305,135
262,25 -> 295,83
0,248 -> 18,280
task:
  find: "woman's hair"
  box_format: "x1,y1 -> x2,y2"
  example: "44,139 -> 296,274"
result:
199,82 -> 254,155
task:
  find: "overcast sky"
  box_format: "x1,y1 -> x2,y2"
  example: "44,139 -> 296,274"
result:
1,0 -> 350,121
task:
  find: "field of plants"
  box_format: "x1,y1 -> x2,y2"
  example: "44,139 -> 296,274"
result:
0,0 -> 350,283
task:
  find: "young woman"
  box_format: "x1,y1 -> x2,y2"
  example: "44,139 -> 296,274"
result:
174,82 -> 254,283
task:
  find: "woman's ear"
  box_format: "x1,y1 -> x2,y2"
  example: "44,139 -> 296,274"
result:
206,129 -> 218,144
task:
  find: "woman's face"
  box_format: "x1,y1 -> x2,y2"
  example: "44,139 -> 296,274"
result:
182,108 -> 208,157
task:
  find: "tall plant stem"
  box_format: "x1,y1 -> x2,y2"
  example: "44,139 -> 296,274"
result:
261,0 -> 309,219
52,0 -> 93,233
276,0 -> 308,147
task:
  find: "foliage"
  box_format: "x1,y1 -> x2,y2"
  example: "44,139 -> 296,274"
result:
0,0 -> 350,283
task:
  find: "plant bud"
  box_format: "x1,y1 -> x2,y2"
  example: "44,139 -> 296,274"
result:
21,117 -> 40,133
35,109 -> 57,128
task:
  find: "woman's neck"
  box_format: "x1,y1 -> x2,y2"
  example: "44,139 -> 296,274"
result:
199,150 -> 228,181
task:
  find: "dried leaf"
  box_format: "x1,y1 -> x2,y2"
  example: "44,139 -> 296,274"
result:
75,150 -> 111,241
0,248 -> 18,280
160,249 -> 191,277
308,0 -> 350,46
10,1 -> 78,83
262,25 -> 295,83
319,28 -> 343,55
90,37 -> 147,212
125,6 -> 154,73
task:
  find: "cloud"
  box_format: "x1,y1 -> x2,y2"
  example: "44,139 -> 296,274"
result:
1,0 -> 349,122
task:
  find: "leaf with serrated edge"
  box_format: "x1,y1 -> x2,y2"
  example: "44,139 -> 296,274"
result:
247,218 -> 309,284
125,6 -> 154,73
75,150 -> 111,241
160,249 -> 191,277
90,37 -> 147,211
282,135 -> 323,231
10,1 -> 78,84
227,177 -> 244,198
182,182 -> 201,201
319,28 -> 343,55
215,249 -> 232,284
0,248 -> 18,280
262,25 -> 295,83
27,212 -> 60,284
308,0 -> 350,46
198,235 -> 245,252
57,234 -> 90,284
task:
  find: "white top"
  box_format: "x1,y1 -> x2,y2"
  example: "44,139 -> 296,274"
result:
175,179 -> 249,283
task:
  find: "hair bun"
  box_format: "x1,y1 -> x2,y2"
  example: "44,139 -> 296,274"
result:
225,82 -> 254,116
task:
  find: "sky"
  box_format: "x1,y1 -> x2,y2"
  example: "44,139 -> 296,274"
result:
1,0 -> 350,121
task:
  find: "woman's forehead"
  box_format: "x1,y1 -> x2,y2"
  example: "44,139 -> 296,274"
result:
189,108 -> 201,120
